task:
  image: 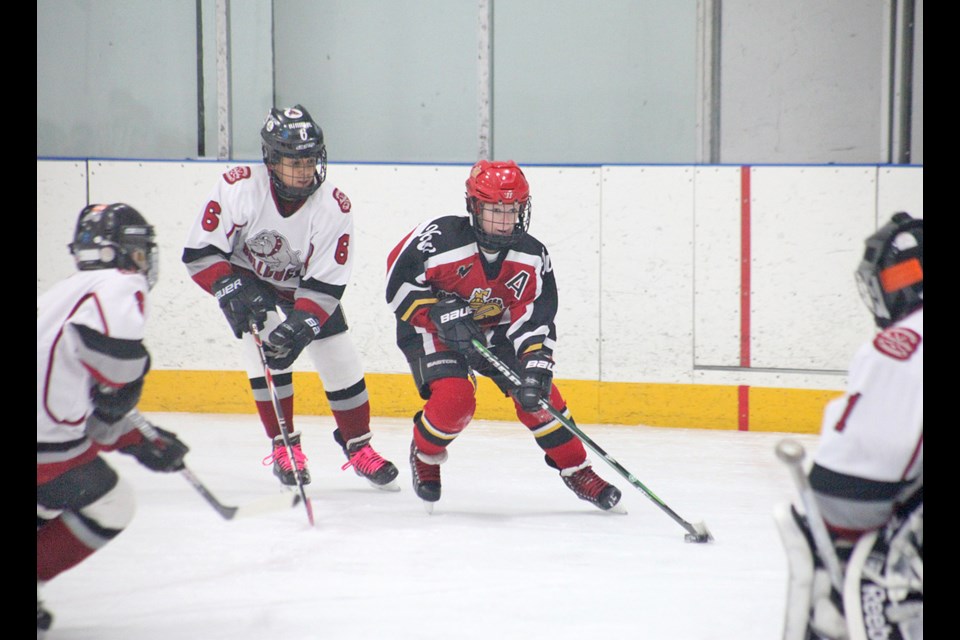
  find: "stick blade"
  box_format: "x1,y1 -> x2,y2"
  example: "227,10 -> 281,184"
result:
231,492 -> 303,520
683,521 -> 714,544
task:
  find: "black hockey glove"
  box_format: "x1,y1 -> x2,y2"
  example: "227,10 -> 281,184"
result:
212,274 -> 270,339
515,350 -> 554,413
428,297 -> 486,355
91,377 -> 145,424
121,426 -> 189,473
264,309 -> 322,370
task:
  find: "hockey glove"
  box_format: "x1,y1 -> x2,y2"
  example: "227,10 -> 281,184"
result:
428,297 -> 486,355
91,377 -> 145,424
121,426 -> 189,473
515,350 -> 554,413
264,309 -> 322,370
212,274 -> 270,339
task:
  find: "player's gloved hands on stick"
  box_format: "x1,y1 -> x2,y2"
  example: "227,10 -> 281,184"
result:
121,426 -> 189,473
515,350 -> 554,413
91,377 -> 145,424
212,273 -> 270,339
428,297 -> 486,354
264,310 -> 322,370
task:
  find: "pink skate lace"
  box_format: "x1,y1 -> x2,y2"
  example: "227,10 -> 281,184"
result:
262,443 -> 308,472
341,445 -> 388,475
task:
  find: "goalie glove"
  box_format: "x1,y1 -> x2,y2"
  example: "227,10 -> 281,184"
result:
428,297 -> 486,355
212,273 -> 270,339
264,309 -> 322,370
120,425 -> 189,473
515,350 -> 554,413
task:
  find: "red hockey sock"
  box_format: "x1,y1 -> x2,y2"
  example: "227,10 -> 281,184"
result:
332,402 -> 371,443
37,517 -> 96,582
255,395 -> 294,439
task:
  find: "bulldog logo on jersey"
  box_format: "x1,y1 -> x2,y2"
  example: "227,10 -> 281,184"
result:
468,288 -> 504,320
242,230 -> 303,282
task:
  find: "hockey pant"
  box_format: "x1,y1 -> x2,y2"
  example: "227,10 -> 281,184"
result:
37,455 -> 135,582
410,351 -> 587,470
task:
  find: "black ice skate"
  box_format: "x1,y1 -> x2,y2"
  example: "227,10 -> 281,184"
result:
409,441 -> 447,508
560,461 -> 623,511
37,587 -> 52,638
262,431 -> 311,486
335,431 -> 400,491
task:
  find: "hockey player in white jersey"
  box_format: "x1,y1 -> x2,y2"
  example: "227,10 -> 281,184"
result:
182,104 -> 398,490
775,212 -> 923,640
37,204 -> 190,637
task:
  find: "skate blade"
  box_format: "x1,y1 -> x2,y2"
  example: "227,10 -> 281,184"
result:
606,502 -> 628,515
369,478 -> 401,492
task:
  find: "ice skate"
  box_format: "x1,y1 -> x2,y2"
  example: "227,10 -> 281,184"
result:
335,431 -> 400,491
262,431 -> 311,486
560,461 -> 625,512
409,440 -> 447,512
37,584 -> 52,639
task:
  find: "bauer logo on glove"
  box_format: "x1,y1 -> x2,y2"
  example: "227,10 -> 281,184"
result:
264,309 -> 322,370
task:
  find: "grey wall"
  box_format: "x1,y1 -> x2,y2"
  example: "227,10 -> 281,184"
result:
36,1 -> 922,165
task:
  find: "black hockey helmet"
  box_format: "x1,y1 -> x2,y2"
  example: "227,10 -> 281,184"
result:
855,211 -> 923,328
260,104 -> 327,199
464,160 -> 532,250
69,203 -> 158,289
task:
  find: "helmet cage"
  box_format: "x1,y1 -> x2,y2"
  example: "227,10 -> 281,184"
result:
854,212 -> 923,328
261,105 -> 327,199
467,198 -> 532,250
69,204 -> 159,289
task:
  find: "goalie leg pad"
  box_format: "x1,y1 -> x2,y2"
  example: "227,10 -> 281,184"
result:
843,503 -> 923,640
774,503 -> 815,640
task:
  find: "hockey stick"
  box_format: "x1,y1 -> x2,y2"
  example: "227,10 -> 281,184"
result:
249,322 -> 315,527
471,339 -> 713,543
129,411 -> 301,520
774,439 -> 844,591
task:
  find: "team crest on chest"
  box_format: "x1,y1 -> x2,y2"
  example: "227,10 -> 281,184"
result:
468,288 -> 504,320
873,326 -> 921,361
242,230 -> 303,282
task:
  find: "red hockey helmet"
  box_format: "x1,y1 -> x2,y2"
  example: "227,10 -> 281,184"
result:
464,160 -> 532,250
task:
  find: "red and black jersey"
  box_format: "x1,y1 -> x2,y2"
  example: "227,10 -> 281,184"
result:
386,214 -> 558,361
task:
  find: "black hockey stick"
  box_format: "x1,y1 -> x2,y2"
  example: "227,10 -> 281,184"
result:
471,339 -> 713,543
249,322 -> 315,527
775,439 -> 844,591
129,411 -> 301,520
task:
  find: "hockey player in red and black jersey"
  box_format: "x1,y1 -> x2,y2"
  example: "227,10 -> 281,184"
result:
386,160 -> 622,511
775,212 -> 923,640
38,204 -> 189,637
182,105 -> 398,491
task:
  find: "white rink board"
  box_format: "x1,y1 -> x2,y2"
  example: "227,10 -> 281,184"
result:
37,160 -> 88,293
693,166 -> 743,367
601,166 -> 695,383
749,166 -> 877,371
37,160 -> 923,390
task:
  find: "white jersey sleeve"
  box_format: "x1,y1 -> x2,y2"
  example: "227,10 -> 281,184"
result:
37,270 -> 151,443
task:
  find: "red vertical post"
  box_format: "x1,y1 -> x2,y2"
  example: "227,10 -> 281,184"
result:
738,166 -> 752,431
